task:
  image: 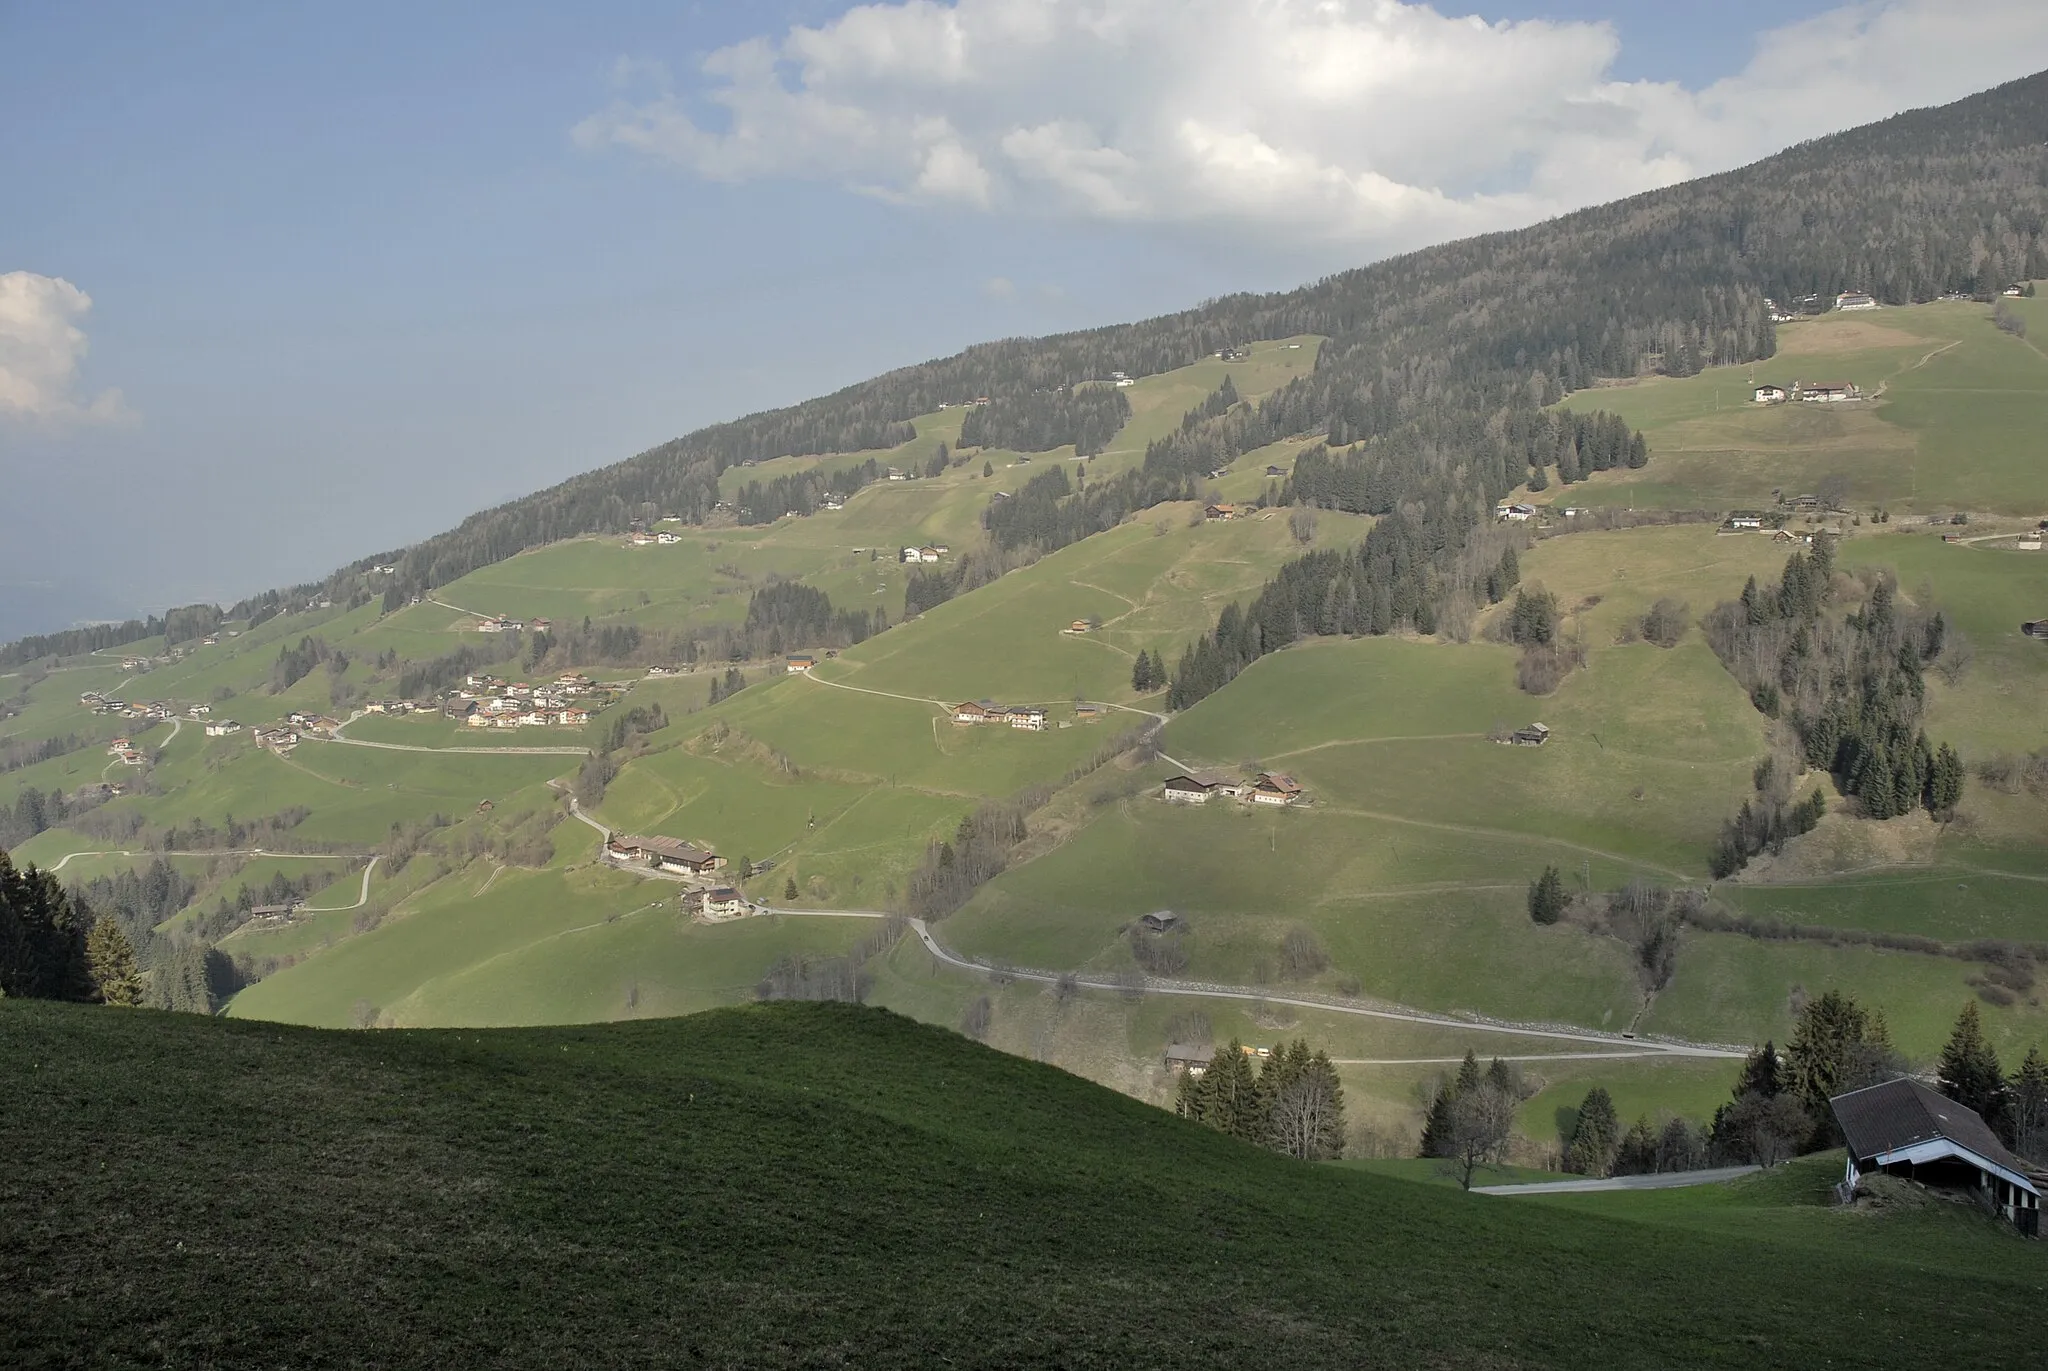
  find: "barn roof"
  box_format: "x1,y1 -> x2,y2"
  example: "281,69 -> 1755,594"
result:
1831,1078 -> 2032,1182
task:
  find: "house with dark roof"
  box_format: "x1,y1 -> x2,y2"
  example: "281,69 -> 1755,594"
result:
1138,911 -> 1180,933
606,835 -> 724,875
1164,1043 -> 1212,1076
1830,1077 -> 2040,1234
1161,775 -> 1215,804
1249,772 -> 1304,806
2022,620 -> 2048,641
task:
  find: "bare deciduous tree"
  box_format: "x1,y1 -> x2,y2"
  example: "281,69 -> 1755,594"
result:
1440,1083 -> 1517,1190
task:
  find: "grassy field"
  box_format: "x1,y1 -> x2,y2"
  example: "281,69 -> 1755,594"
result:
6,998 -> 2041,1370
1557,302 -> 2048,513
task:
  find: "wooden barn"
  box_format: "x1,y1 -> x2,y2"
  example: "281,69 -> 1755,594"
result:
1830,1078 -> 2040,1234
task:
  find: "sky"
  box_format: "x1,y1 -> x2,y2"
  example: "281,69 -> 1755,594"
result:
5,0 -> 2048,637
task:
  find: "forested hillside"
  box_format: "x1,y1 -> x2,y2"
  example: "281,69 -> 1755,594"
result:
13,71 -> 2036,662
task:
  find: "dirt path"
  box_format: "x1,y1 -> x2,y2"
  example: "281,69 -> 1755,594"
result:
1302,801 -> 1695,882
47,848 -> 372,873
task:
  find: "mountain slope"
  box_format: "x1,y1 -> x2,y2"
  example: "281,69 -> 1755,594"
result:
3,998 -> 2039,1370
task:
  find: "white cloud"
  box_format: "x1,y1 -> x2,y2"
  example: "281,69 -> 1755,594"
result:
0,272 -> 130,425
982,275 -> 1016,298
576,0 -> 2048,255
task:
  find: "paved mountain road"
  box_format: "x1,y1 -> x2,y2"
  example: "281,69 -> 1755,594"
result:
1474,1166 -> 1761,1195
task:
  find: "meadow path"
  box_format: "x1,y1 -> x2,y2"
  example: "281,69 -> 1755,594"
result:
906,918 -> 1745,1060
46,848 -> 373,872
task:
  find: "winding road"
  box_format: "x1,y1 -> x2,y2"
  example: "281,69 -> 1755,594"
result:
301,856 -> 381,912
1474,1165 -> 1760,1195
905,918 -> 1743,1060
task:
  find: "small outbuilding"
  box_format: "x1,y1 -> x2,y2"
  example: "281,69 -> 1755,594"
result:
1831,1078 -> 2039,1234
1138,911 -> 1180,933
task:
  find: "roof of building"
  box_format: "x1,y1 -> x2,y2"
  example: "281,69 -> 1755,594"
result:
707,886 -> 743,902
1831,1077 -> 2033,1182
614,834 -> 717,864
1164,1043 -> 1212,1064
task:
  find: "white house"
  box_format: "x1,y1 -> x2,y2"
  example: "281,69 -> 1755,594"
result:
1497,503 -> 1536,522
204,721 -> 242,737
1006,707 -> 1048,731
703,887 -> 750,918
901,547 -> 922,563
1162,775 -> 1215,804
1727,511 -> 1766,530
1753,385 -> 1786,403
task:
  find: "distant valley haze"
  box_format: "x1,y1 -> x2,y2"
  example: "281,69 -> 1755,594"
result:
5,0 -> 2048,636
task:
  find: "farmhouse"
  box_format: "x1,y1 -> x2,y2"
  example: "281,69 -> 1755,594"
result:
1508,722 -> 1552,746
607,835 -> 725,875
1249,772 -> 1304,806
1265,465 -> 1287,478
1006,706 -> 1047,731
1797,380 -> 1860,402
901,546 -> 923,563
1835,291 -> 1878,311
1204,503 -> 1237,521
1073,702 -> 1104,721
703,887 -> 750,918
629,532 -> 657,547
953,701 -> 998,724
1753,384 -> 1787,403
655,532 -> 681,545
1726,511 -> 1766,530
786,654 -> 818,673
1831,1078 -> 2039,1234
204,721 -> 242,737
1164,1043 -> 1212,1077
1497,503 -> 1536,522
1161,775 -> 1215,804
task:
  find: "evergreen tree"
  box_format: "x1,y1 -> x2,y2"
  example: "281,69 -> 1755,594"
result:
2009,1047 -> 2048,1161
1565,1087 -> 1621,1177
1202,1040 -> 1261,1142
0,849 -> 95,1002
1454,1050 -> 1482,1096
1936,1001 -> 2006,1127
85,916 -> 144,1006
1615,1116 -> 1659,1175
1734,1040 -> 1784,1098
782,876 -> 799,902
1527,865 -> 1567,924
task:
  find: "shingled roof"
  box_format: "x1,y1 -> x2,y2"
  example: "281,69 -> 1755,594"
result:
1831,1077 -> 2034,1184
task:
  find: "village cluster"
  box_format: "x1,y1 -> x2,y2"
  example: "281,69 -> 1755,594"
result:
439,671 -> 613,730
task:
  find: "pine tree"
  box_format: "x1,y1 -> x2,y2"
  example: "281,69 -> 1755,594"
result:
1201,1040 -> 1260,1142
86,916 -> 144,1006
1527,865 -> 1567,924
1419,1083 -> 1458,1158
1565,1087 -> 1621,1177
1454,1049 -> 1482,1096
1936,1001 -> 2006,1125
782,876 -> 799,902
1733,1040 -> 1783,1098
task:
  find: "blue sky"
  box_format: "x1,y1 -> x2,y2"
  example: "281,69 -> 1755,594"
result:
4,0 -> 2044,635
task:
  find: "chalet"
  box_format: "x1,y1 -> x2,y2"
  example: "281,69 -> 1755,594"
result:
204,721 -> 242,737
248,903 -> 301,922
786,654 -> 818,673
2021,620 -> 2048,641
2003,285 -> 2025,297
919,547 -> 941,563
476,799 -> 494,814
1265,465 -> 1287,478
1164,1043 -> 1212,1077
1073,702 -> 1104,722
887,468 -> 908,481
1797,381 -> 1860,403
1835,291 -> 1878,311
655,532 -> 681,545
1007,706 -> 1048,731
1204,503 -> 1237,521
187,704 -> 211,718
822,497 -> 845,511
1139,911 -> 1180,933
607,834 -> 726,875
953,701 -> 997,725
646,665 -> 679,678
1831,1078 -> 2039,1234
1726,511 -> 1766,530
556,708 -> 591,727
629,532 -> 657,547
116,749 -> 143,766
901,546 -> 923,563
1162,775 -> 1216,804
703,887 -> 749,918
1249,772 -> 1304,806
1067,619 -> 1092,634
1497,503 -> 1536,522
1509,722 -> 1551,746
107,738 -> 132,754
1753,385 -> 1786,403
